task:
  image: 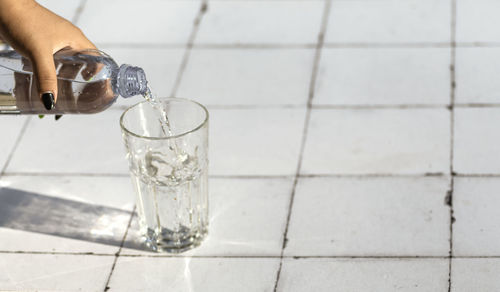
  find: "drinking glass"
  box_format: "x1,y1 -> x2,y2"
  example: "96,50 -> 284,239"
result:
120,98 -> 209,252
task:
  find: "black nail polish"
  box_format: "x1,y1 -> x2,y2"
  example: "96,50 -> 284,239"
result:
41,93 -> 54,110
55,114 -> 63,121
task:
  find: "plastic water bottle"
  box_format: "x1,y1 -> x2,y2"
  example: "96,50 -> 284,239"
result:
0,48 -> 147,114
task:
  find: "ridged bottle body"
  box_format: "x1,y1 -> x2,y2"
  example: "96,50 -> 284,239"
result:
0,49 -> 146,114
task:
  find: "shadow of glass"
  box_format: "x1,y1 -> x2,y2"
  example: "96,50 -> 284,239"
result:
0,187 -> 146,251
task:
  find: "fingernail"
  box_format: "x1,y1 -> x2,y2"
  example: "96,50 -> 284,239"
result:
55,114 -> 63,121
41,92 -> 54,110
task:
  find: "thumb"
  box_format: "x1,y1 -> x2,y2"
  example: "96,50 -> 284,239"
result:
31,50 -> 58,110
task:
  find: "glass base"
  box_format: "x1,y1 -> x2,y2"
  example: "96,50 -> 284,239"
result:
142,226 -> 208,253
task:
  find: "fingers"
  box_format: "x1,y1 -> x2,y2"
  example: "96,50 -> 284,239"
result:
56,50 -> 82,112
81,60 -> 99,81
30,49 -> 58,110
75,39 -> 101,81
28,36 -> 97,112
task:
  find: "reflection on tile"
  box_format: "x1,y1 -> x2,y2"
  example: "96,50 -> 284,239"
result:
196,1 -> 324,44
177,49 -> 314,106
121,178 -> 292,256
0,116 -> 27,171
453,177 -> 500,256
455,48 -> 500,104
79,0 -> 200,44
0,254 -> 114,291
285,177 -> 450,256
301,109 -> 450,175
452,258 -> 500,292
210,108 -> 306,175
7,109 -> 129,174
278,258 -> 449,292
108,257 -> 279,292
314,48 -> 450,105
326,0 -> 450,43
454,108 -> 500,174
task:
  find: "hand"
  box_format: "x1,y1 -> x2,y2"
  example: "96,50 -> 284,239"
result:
13,49 -> 116,114
0,0 -> 96,110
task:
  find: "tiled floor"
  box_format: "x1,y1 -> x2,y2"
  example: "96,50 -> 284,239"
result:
1,0 -> 500,291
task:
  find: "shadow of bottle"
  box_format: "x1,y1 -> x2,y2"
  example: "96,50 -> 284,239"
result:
0,187 -> 146,251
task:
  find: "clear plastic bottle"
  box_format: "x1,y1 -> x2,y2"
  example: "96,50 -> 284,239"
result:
0,48 -> 148,114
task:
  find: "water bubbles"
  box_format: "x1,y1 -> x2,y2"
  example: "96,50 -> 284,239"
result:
142,149 -> 200,187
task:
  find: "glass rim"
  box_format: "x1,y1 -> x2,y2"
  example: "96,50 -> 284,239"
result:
119,97 -> 209,140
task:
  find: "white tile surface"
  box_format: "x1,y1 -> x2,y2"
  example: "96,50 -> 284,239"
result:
36,0 -> 81,22
122,178 -> 292,256
326,0 -> 450,43
0,116 -> 27,171
301,109 -> 450,175
452,258 -> 500,292
453,177 -> 500,256
177,49 -> 314,105
7,0 -> 500,289
195,1 -> 324,44
454,108 -> 500,174
0,228 -> 121,254
455,48 -> 500,104
0,254 -> 114,291
198,178 -> 290,255
108,257 -> 279,292
6,109 -> 129,174
314,48 -> 450,105
456,0 -> 500,42
103,47 -> 186,107
210,108 -> 306,175
78,0 -> 201,45
285,177 -> 450,256
278,258 -> 449,292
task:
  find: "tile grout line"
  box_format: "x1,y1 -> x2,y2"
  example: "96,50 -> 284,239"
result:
6,172 -> 500,179
71,0 -> 87,25
112,103 -> 500,111
273,1 -> 331,291
94,41 -> 500,50
448,0 -> 457,290
2,172 -> 131,177
311,104 -> 448,109
103,206 -> 136,292
169,0 -> 209,97
2,249 -> 500,259
0,117 -> 31,176
77,255 -> 474,259
0,250 -> 115,256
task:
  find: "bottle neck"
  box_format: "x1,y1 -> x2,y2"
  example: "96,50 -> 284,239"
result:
115,64 -> 148,98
